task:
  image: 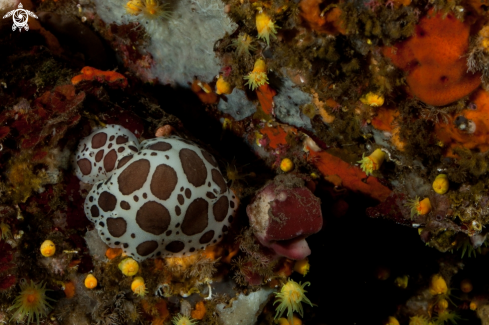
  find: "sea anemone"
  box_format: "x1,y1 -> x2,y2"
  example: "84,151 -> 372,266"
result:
8,279 -> 55,325
230,33 -> 256,56
274,279 -> 314,325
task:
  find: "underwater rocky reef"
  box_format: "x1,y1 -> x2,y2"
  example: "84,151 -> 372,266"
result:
3,0 -> 489,323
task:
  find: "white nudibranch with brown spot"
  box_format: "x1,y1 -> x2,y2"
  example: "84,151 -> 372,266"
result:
81,131 -> 238,261
74,124 -> 140,184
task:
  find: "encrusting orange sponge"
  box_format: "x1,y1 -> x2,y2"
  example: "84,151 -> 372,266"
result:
383,11 -> 481,106
71,67 -> 128,88
435,89 -> 489,155
299,0 -> 346,35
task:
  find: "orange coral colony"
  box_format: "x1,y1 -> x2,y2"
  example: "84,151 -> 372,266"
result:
383,11 -> 481,106
435,89 -> 489,155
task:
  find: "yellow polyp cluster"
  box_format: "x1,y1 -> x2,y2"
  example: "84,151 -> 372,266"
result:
394,275 -> 408,289
8,279 -> 55,325
0,221 -> 11,240
437,298 -> 448,312
172,314 -> 198,325
358,148 -> 386,176
479,26 -> 489,53
360,92 -> 385,107
384,316 -> 400,325
274,279 -> 314,325
429,274 -> 448,295
84,274 -> 97,289
256,12 -> 278,46
470,301 -> 478,310
216,75 -> 233,95
460,279 -> 473,293
277,315 -> 302,325
280,158 -> 294,172
293,258 -> 310,276
125,0 -> 143,15
118,258 -> 139,276
406,197 -> 432,219
131,276 -> 147,297
408,315 -> 429,325
432,174 -> 449,194
40,240 -> 56,257
244,59 -> 269,90
125,0 -> 171,20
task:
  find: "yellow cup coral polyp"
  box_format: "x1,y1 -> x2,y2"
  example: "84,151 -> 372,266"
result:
406,197 -> 432,219
358,148 -> 386,176
8,279 -> 55,325
131,276 -> 147,297
216,75 -> 233,95
40,240 -> 56,257
432,174 -> 449,194
244,59 -> 269,91
429,274 -> 448,295
360,92 -> 385,107
119,258 -> 139,276
256,12 -> 278,46
274,279 -> 314,325
84,274 -> 98,289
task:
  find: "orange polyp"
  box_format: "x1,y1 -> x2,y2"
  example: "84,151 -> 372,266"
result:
27,294 -> 36,303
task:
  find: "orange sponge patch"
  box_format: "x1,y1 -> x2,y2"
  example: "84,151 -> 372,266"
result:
383,11 -> 480,106
435,89 -> 489,155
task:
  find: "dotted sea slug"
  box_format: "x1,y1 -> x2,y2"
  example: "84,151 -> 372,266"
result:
74,124 -> 140,184
84,135 -> 238,261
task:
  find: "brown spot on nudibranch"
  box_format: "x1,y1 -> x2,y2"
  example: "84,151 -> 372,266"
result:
212,169 -> 227,194
99,191 -> 117,212
107,217 -> 127,237
92,133 -> 107,149
180,149 -> 207,187
120,201 -> 131,210
95,150 -> 104,162
118,159 -> 150,195
199,230 -> 214,244
137,241 -> 158,256
104,149 -> 117,172
201,150 -> 218,167
77,158 -> 92,175
136,201 -> 171,235
116,135 -> 129,144
148,142 -> 172,151
181,198 -> 208,235
185,188 -> 192,199
166,241 -> 185,253
90,205 -> 100,218
117,155 -> 133,169
213,196 -> 228,222
151,164 -> 178,200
